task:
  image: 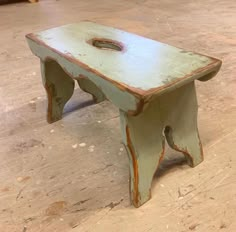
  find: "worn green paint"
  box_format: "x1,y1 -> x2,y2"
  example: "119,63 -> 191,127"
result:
26,22 -> 221,92
77,77 -> 106,103
26,21 -> 221,114
26,21 -> 221,207
27,38 -> 140,114
40,60 -> 74,123
120,82 -> 203,207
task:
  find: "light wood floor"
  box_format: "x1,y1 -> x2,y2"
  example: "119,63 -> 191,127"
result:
0,0 -> 235,231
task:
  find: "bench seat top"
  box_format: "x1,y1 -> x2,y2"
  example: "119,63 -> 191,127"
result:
26,21 -> 221,98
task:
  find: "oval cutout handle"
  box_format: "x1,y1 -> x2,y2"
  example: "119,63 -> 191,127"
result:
90,38 -> 123,51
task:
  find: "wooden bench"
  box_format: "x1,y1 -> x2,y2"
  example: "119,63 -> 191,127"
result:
26,21 -> 222,207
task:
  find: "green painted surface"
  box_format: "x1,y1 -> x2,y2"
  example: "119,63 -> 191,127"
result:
26,21 -> 221,97
26,22 -> 221,207
120,82 -> 203,207
27,39 -> 140,114
40,60 -> 75,123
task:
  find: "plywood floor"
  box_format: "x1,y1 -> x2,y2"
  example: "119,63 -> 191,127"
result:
0,0 -> 235,231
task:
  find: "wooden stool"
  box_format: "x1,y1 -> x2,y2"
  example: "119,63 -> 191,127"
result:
26,22 -> 221,207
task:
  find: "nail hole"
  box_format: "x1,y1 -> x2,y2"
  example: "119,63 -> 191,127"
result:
90,38 -> 123,51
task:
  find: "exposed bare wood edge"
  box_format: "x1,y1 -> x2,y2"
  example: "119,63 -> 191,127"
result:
42,57 -> 139,114
198,63 -> 222,81
25,35 -> 222,117
26,38 -> 142,115
164,126 -> 204,167
127,98 -> 145,116
25,34 -> 142,98
43,57 -> 105,101
44,83 -> 54,123
41,59 -> 75,123
41,56 -> 140,115
41,60 -> 57,124
126,126 -> 139,207
77,74 -> 107,103
142,60 -> 222,99
25,34 -> 222,99
125,121 -> 165,207
43,58 -> 75,122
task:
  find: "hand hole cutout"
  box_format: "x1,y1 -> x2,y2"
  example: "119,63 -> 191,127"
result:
90,38 -> 123,51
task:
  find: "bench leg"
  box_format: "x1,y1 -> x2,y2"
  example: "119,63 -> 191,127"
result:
40,60 -> 75,123
120,82 -> 203,207
120,107 -> 165,207
162,82 -> 204,167
77,75 -> 106,103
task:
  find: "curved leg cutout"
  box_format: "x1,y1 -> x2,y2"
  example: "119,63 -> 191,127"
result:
160,82 -> 204,167
120,82 -> 204,207
40,59 -> 75,123
164,126 -> 203,167
77,75 -> 106,103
